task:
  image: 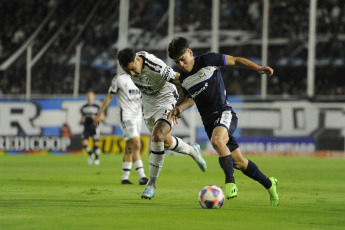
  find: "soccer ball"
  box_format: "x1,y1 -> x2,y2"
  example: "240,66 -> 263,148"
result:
198,185 -> 225,209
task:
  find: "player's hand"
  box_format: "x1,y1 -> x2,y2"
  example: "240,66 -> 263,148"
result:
93,116 -> 101,126
258,66 -> 274,77
168,106 -> 182,126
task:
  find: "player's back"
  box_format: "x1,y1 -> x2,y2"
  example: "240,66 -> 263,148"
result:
109,74 -> 142,119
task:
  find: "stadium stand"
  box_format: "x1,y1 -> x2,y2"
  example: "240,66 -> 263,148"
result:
0,0 -> 344,97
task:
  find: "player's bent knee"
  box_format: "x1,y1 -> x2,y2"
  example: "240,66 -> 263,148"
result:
125,145 -> 133,152
210,138 -> 224,151
151,132 -> 165,142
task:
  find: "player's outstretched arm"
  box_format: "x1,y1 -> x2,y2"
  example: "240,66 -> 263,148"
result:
224,55 -> 274,77
94,93 -> 114,126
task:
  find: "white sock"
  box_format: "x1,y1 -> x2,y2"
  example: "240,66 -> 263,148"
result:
122,162 -> 132,180
148,142 -> 165,187
83,146 -> 92,156
134,160 -> 146,179
168,136 -> 196,157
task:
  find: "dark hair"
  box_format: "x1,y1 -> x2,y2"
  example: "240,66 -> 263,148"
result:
168,37 -> 189,59
117,48 -> 136,67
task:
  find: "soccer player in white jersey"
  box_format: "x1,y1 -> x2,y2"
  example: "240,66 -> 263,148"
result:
94,74 -> 148,185
116,48 -> 207,199
81,90 -> 104,165
168,37 -> 279,206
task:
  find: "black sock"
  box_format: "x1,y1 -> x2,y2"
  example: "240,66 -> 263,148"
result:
243,160 -> 272,189
219,155 -> 235,184
94,146 -> 99,160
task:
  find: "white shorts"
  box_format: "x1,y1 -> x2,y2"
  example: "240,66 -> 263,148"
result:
120,118 -> 142,141
144,105 -> 174,133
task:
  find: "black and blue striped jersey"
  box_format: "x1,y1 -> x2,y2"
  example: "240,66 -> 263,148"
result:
179,53 -> 232,125
80,103 -> 100,128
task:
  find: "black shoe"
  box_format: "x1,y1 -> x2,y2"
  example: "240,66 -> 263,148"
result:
121,179 -> 133,185
139,177 -> 148,185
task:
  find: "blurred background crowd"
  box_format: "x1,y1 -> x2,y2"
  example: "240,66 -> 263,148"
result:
0,0 -> 344,98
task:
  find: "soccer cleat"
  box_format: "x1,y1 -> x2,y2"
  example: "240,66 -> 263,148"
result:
141,185 -> 155,200
225,183 -> 238,199
267,177 -> 279,206
191,144 -> 207,172
94,159 -> 100,166
139,177 -> 148,185
121,179 -> 133,185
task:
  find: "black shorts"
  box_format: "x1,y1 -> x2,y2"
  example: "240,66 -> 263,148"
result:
204,109 -> 239,152
82,125 -> 100,141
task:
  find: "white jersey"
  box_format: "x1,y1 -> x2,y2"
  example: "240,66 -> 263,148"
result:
108,73 -> 142,120
130,51 -> 178,119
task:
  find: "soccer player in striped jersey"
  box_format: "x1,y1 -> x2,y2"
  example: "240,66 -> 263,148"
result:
117,48 -> 207,199
81,90 -> 104,166
94,73 -> 148,185
168,37 -> 279,206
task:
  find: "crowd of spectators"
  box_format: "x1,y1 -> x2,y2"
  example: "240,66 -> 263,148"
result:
0,0 -> 344,98
0,0 -> 51,62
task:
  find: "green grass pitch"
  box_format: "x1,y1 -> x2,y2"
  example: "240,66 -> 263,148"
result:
0,154 -> 344,230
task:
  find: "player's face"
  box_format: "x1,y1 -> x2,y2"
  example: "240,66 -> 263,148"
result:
173,48 -> 194,73
122,56 -> 142,78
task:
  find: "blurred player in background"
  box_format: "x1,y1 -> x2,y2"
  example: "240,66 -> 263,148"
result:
168,37 -> 279,206
117,48 -> 207,199
94,73 -> 148,185
81,90 -> 104,166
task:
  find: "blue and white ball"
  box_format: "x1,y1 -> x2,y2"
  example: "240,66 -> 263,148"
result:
198,185 -> 225,209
